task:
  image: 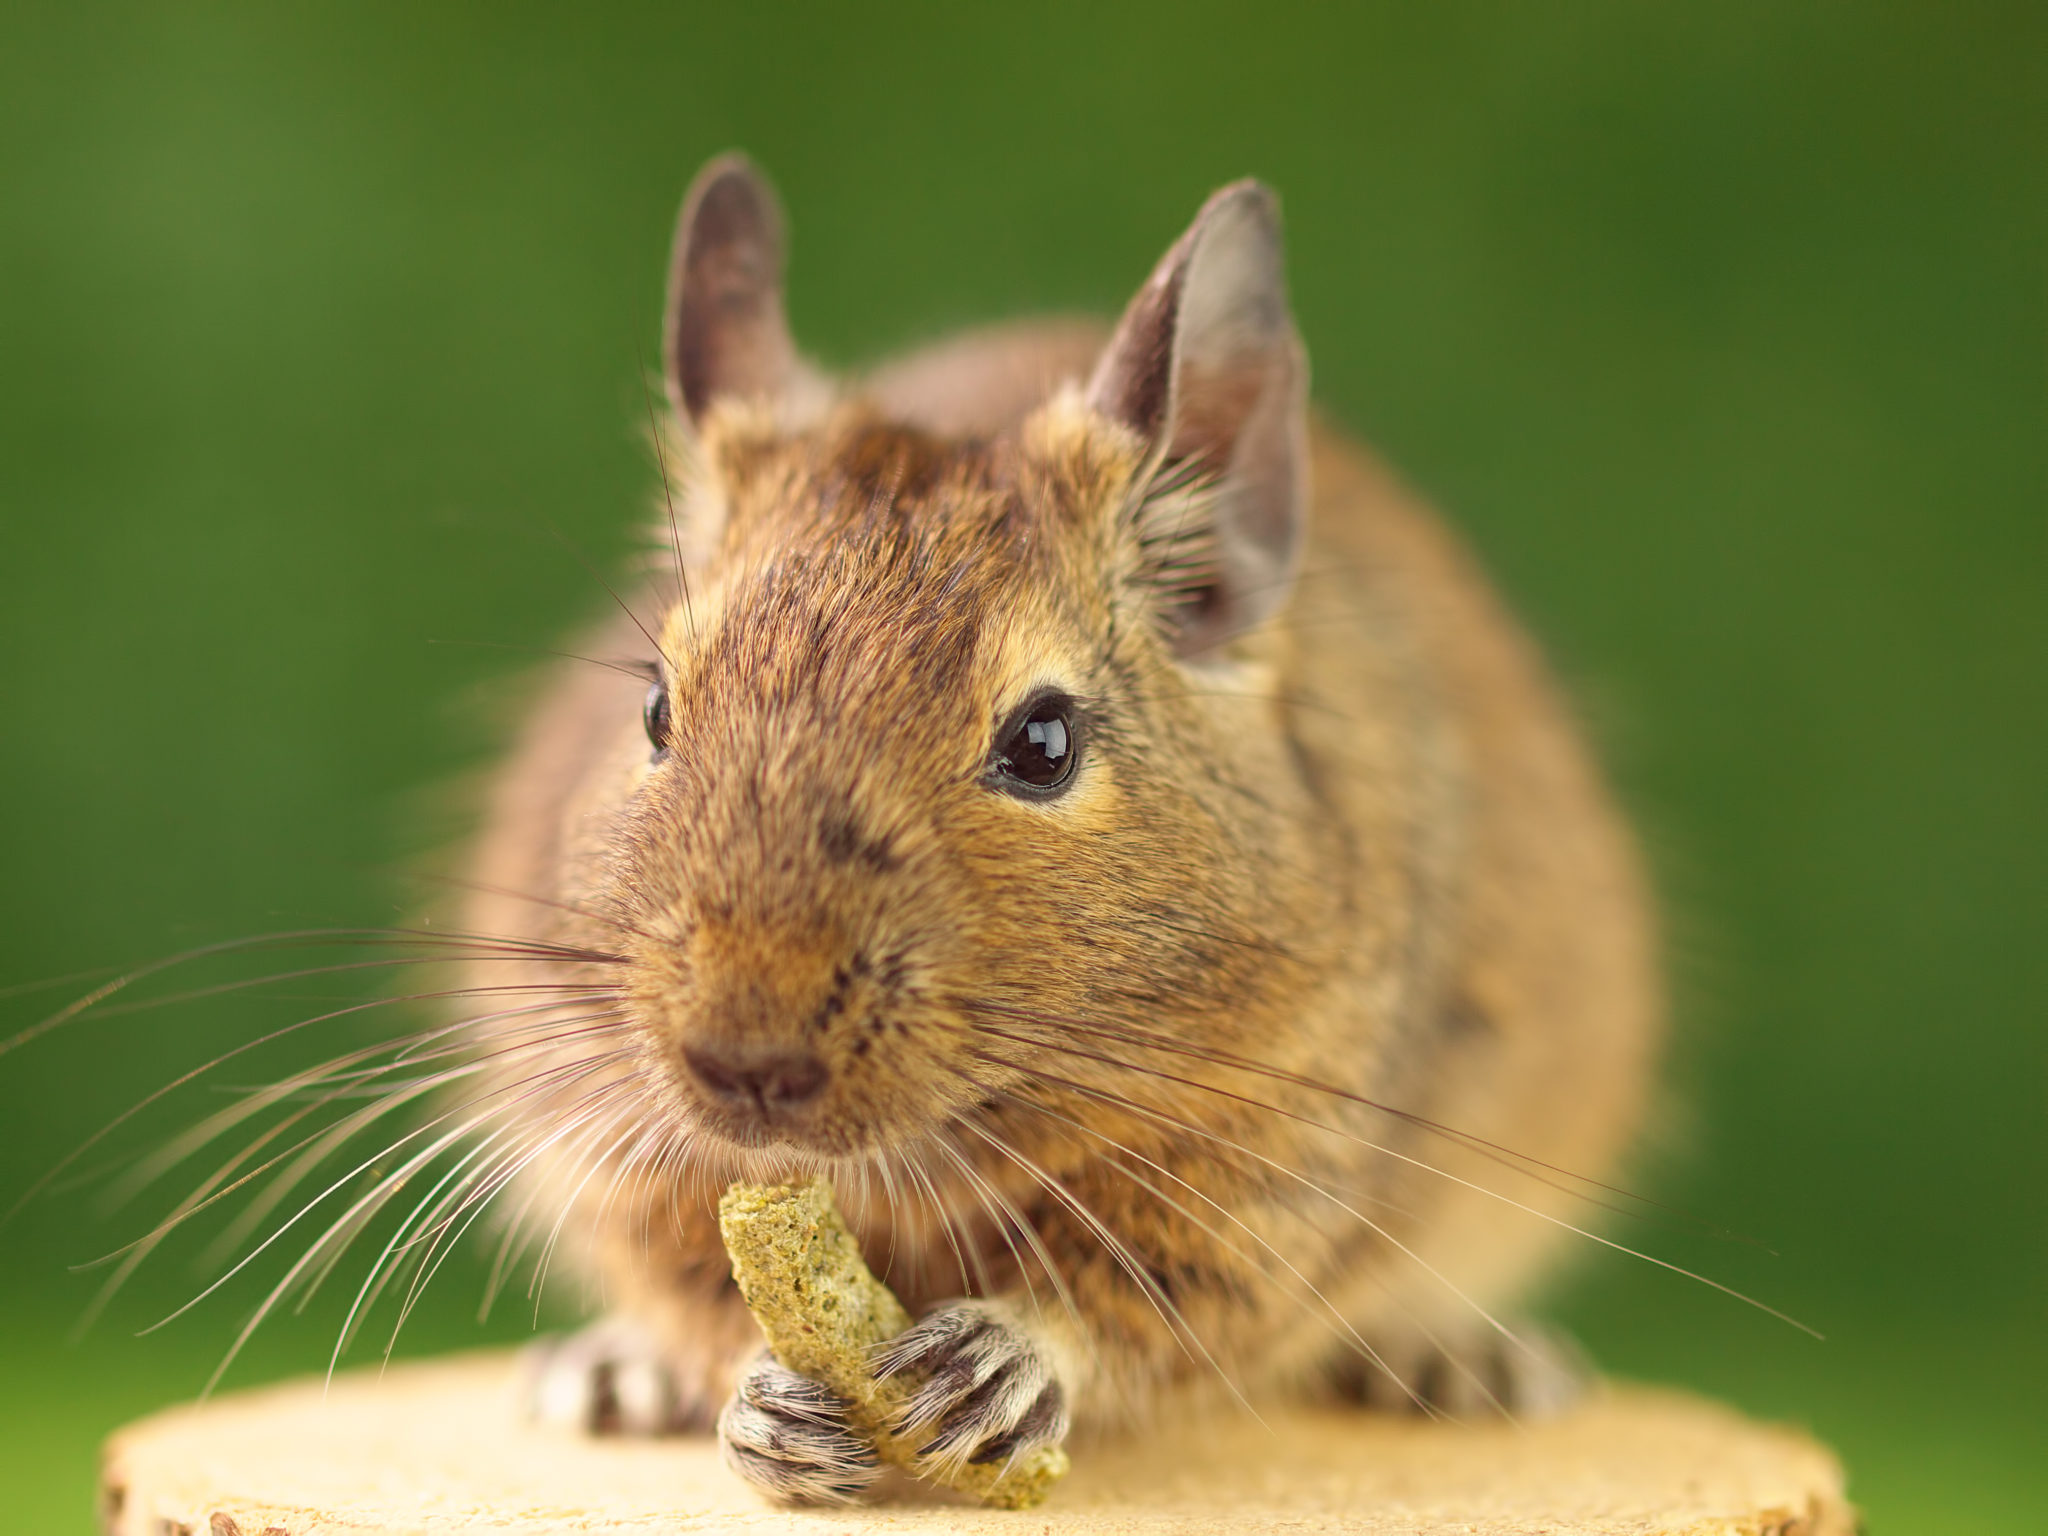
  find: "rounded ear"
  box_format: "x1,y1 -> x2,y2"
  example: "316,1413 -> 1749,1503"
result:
663,154 -> 800,430
1086,181 -> 1309,656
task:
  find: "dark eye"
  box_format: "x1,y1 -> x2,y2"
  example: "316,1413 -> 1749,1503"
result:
988,693 -> 1081,797
643,680 -> 673,758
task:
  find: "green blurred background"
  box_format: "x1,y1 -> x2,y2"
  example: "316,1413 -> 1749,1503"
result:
2,2 -> 2039,1529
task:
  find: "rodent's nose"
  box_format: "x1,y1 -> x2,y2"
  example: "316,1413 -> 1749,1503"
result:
682,1045 -> 830,1111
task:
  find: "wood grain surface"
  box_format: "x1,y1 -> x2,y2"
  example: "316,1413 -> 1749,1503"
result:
99,1350 -> 1854,1535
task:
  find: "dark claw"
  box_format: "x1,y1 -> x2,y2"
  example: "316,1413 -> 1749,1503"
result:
721,1439 -> 877,1505
523,1314 -> 706,1436
718,1350 -> 881,1505
734,1357 -> 859,1427
1329,1321 -> 1588,1420
967,1380 -> 1066,1465
870,1300 -> 1070,1473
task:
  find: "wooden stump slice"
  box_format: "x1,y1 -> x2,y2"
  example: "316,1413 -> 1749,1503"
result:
99,1349 -> 1853,1535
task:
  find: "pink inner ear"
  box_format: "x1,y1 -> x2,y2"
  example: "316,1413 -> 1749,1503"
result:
1087,182 -> 1309,655
1086,264 -> 1188,450
1169,360 -> 1269,469
666,156 -> 797,428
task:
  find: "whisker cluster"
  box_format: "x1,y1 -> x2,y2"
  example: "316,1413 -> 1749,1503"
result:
7,898 -> 1799,1419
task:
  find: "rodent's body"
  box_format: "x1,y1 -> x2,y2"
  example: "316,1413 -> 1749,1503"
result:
466,161 -> 1657,1495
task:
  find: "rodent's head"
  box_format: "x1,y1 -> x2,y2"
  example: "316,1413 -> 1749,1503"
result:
590,157 -> 1316,1165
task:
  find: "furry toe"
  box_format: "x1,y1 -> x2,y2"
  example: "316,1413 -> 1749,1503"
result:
523,1313 -> 708,1435
1333,1320 -> 1589,1419
718,1350 -> 882,1504
873,1299 -> 1069,1476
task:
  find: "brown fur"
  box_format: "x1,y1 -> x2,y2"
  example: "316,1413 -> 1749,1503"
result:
463,174 -> 1657,1443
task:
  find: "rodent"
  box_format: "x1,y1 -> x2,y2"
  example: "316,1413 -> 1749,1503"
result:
466,153 -> 1659,1503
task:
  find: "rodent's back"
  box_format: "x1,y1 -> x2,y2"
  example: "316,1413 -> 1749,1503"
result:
1285,427 -> 1659,1350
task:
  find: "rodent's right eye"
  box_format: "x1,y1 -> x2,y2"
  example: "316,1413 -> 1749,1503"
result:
987,692 -> 1081,799
643,680 -> 673,760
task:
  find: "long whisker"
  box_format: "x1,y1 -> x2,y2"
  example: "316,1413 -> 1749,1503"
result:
112,996 -> 625,1215
191,1051 -> 647,1394
968,996 -> 1767,1247
313,1073 -> 645,1381
924,1132 -> 1072,1330
889,1142 -> 967,1297
196,1015 -> 633,1272
1032,1079 -> 1525,1403
641,349 -> 696,640
537,517 -> 675,674
69,1021 -> 587,1333
77,1013 -> 633,1343
981,1081 -> 1463,1418
0,965 -> 126,1002
326,1120 -> 537,1374
962,1019 -> 1818,1340
2,926 -> 608,1063
141,1042 -> 634,1341
15,976 -> 625,1227
405,872 -> 656,945
426,637 -> 662,684
524,1104 -> 659,1324
951,1116 -> 1261,1421
383,1078 -> 654,1368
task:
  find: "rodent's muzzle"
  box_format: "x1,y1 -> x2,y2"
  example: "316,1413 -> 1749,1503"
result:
630,898 -> 949,1153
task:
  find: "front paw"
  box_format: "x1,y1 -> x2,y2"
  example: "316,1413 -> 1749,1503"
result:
873,1299 -> 1069,1478
718,1350 -> 882,1505
523,1313 -> 708,1435
1333,1320 -> 1589,1420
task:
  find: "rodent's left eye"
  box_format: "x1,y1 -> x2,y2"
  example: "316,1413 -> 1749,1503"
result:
987,693 -> 1080,798
643,680 -> 673,760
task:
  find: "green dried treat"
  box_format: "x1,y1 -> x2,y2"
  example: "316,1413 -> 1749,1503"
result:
717,1177 -> 1070,1510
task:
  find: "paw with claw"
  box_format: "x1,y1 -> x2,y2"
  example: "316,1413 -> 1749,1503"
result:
523,1313 -> 710,1436
1335,1319 -> 1589,1419
873,1299 -> 1070,1480
717,1350 -> 882,1505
